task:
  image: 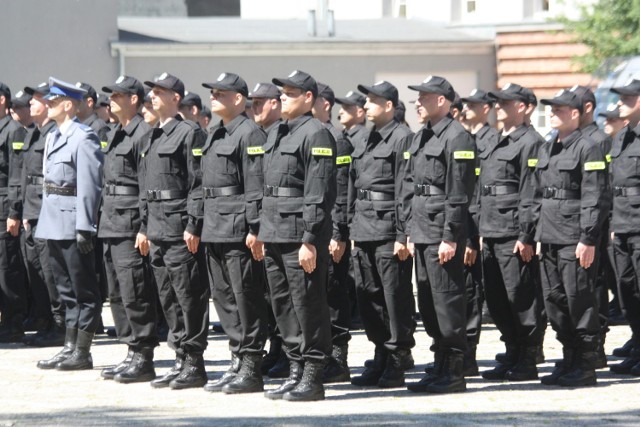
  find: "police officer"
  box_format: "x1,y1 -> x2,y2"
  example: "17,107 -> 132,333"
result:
335,91 -> 367,148
475,83 -> 544,382
179,91 -> 203,125
533,89 -> 608,387
21,83 -> 64,347
199,105 -> 212,131
0,82 -> 28,343
98,75 -> 158,383
142,91 -> 159,127
312,82 -> 353,383
348,80 -> 415,388
142,73 -> 209,390
35,77 -> 104,370
260,70 -> 336,401
403,76 -> 475,394
75,82 -> 110,144
600,104 -> 627,138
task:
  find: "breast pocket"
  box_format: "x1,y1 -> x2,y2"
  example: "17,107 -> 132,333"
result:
556,157 -> 581,189
424,142 -> 445,186
114,142 -> 135,176
496,146 -> 520,179
278,143 -> 300,174
53,152 -> 75,181
214,143 -> 238,175
372,144 -> 394,178
155,139 -> 183,175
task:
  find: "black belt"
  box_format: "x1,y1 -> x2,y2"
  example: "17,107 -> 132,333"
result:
481,184 -> 518,196
357,189 -> 394,201
614,186 -> 640,197
28,176 -> 44,185
414,184 -> 444,196
44,183 -> 76,196
104,184 -> 139,196
146,189 -> 187,202
542,187 -> 580,200
264,185 -> 303,197
203,185 -> 241,198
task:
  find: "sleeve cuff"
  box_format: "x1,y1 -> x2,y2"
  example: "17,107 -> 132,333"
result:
395,233 -> 407,245
302,231 -> 318,245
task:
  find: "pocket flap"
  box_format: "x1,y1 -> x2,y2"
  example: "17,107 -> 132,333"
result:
496,146 -> 520,161
494,194 -> 519,209
114,141 -> 134,156
423,139 -> 445,157
156,139 -> 182,155
53,152 -> 73,164
372,143 -> 394,159
214,143 -> 236,156
215,200 -> 246,214
279,142 -> 301,154
277,199 -> 304,213
557,158 -> 580,171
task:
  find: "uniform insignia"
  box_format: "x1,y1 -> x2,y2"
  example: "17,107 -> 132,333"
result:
528,158 -> 538,167
555,89 -> 566,97
12,142 -> 24,150
191,148 -> 203,157
570,84 -> 579,92
100,141 -> 108,149
606,154 -> 612,163
75,82 -> 82,88
253,83 -> 261,92
423,76 -> 433,83
453,151 -> 474,160
584,161 -> 605,171
185,91 -> 190,96
403,151 -> 410,160
217,73 -> 226,81
475,167 -> 481,176
158,72 -> 168,81
312,147 -> 332,156
38,82 -> 47,88
607,104 -> 617,112
336,155 -> 351,164
502,83 -> 512,90
141,153 -> 145,158
625,77 -> 634,86
288,70 -> 299,78
374,80 -> 385,86
16,91 -> 24,98
346,91 -> 354,97
470,89 -> 478,96
116,75 -> 125,84
247,146 -> 265,155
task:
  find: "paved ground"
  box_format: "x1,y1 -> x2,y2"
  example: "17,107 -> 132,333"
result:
1,304 -> 639,426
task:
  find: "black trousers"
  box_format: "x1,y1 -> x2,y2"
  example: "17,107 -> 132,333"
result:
612,234 -> 640,340
594,223 -> 615,335
47,239 -> 101,332
150,241 -> 209,356
352,240 -> 415,352
327,244 -> 352,346
22,221 -> 62,323
264,242 -> 331,363
104,237 -> 158,349
482,237 -> 543,347
414,243 -> 467,354
207,241 -> 267,356
539,243 -> 599,349
464,255 -> 483,346
0,231 -> 26,323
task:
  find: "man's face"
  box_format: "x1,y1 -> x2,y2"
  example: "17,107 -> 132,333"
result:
494,99 -> 522,123
10,106 -> 30,124
338,104 -> 361,127
209,89 -> 236,116
30,94 -> 47,119
251,97 -> 278,126
109,91 -> 132,117
618,94 -> 640,120
142,101 -> 158,124
462,102 -> 488,126
280,85 -> 309,119
604,117 -> 626,136
45,96 -> 68,122
150,87 -> 177,115
414,91 -> 440,123
364,93 -> 390,123
549,104 -> 577,131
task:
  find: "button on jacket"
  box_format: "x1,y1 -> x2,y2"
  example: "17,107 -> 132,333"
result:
259,112 -> 337,245
477,124 -> 541,243
0,116 -> 27,223
609,123 -> 640,234
141,116 -> 205,241
98,114 -> 151,239
21,121 -> 57,220
348,119 -> 413,243
532,129 -> 609,245
324,121 -> 354,242
403,115 -> 475,245
200,113 -> 266,242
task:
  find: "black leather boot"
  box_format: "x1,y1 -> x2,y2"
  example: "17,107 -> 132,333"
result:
169,353 -> 208,389
610,347 -> 640,374
558,349 -> 597,387
462,345 -> 479,377
426,352 -> 466,393
28,319 -> 66,348
351,346 -> 387,386
594,334 -> 608,369
483,344 -> 518,380
378,350 -> 406,388
56,329 -> 94,371
505,345 -> 539,381
408,351 -> 444,392
267,351 -> 290,378
204,353 -> 241,392
365,349 -> 414,370
222,353 -> 264,394
323,345 -> 350,383
283,361 -> 325,401
115,347 -> 156,384
541,346 -> 573,385
101,348 -> 134,379
37,328 -> 77,370
151,354 -> 184,388
261,337 -> 283,375
613,337 -> 636,357
265,360 -> 303,400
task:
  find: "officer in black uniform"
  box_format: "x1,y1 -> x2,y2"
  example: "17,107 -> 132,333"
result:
250,83 -> 283,136
533,89 -> 608,387
477,83 -> 544,382
600,104 -> 627,138
98,75 -> 158,383
75,82 -> 110,144
402,76 -> 475,394
348,80 -> 415,389
179,91 -> 203,125
142,73 -> 209,390
312,82 -> 353,384
260,70 -> 336,401
198,72 -> 268,394
336,90 -> 367,149
20,83 -> 64,347
607,79 -> 640,375
0,82 -> 28,343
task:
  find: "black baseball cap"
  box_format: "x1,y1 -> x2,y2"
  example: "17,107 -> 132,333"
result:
143,90 -> 152,104
335,90 -> 366,108
408,75 -> 456,102
598,103 -> 622,120
75,82 -> 98,102
272,70 -> 318,98
180,91 -> 203,110
317,82 -> 335,105
145,72 -> 185,98
540,89 -> 583,113
358,80 -> 399,106
570,85 -> 596,107
489,83 -> 529,103
96,94 -> 110,108
522,87 -> 538,106
460,88 -> 493,106
202,72 -> 249,97
0,82 -> 10,100
11,90 -> 31,108
103,75 -> 145,100
451,92 -> 463,111
611,78 -> 640,96
248,83 -> 281,100
24,82 -> 49,96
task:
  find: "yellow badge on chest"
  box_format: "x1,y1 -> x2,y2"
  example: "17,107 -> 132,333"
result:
453,151 -> 474,160
528,158 -> 538,167
191,148 -> 203,157
584,161 -> 605,171
312,147 -> 333,156
336,155 -> 351,165
247,146 -> 265,155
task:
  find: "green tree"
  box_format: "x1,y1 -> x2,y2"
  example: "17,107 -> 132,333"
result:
559,0 -> 640,73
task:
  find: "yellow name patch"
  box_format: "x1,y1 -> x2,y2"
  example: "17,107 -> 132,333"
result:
312,147 -> 333,156
12,142 -> 24,150
100,141 -> 108,149
141,153 -> 145,158
606,154 -> 612,163
453,151 -> 474,160
403,151 -> 410,160
584,161 -> 605,171
475,167 -> 481,176
191,148 -> 203,157
336,155 -> 351,165
247,146 -> 265,155
528,158 -> 538,167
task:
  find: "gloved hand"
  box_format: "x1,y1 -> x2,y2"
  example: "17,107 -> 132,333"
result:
76,231 -> 94,255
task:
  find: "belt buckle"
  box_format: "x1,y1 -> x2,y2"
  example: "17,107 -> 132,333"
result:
265,185 -> 274,197
543,187 -> 555,198
614,187 -> 623,197
482,185 -> 490,196
359,189 -> 370,201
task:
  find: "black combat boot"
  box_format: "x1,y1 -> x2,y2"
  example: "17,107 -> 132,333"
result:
595,334 -> 608,369
541,346 -> 573,385
323,344 -> 350,383
505,345 -> 539,381
558,349 -> 597,387
261,336 -> 282,375
169,353 -> 208,390
462,344 -> 479,377
222,353 -> 264,394
426,352 -> 466,393
56,329 -> 94,371
204,353 -> 241,392
613,337 -> 636,357
28,318 -> 66,348
283,361 -> 325,402
483,343 -> 518,380
115,347 -> 156,383
378,350 -> 406,388
610,346 -> 640,375
101,348 -> 134,379
37,328 -> 77,370
629,360 -> 640,376
151,353 -> 185,388
351,346 -> 387,386
267,351 -> 290,378
264,360 -> 303,400
408,351 -> 444,392
365,349 -> 414,370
